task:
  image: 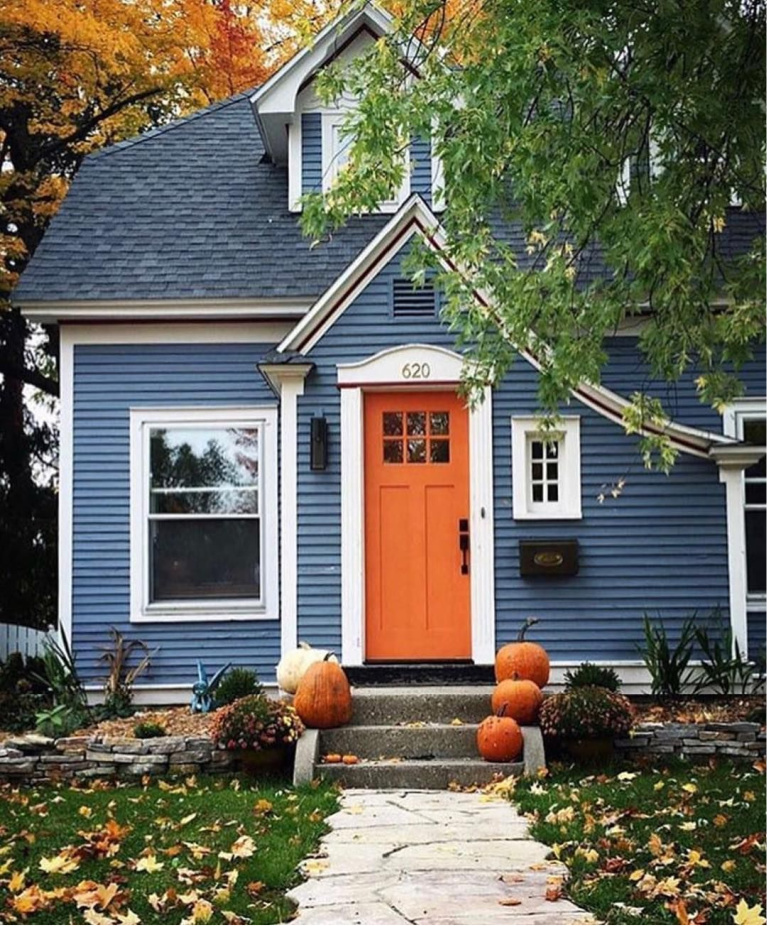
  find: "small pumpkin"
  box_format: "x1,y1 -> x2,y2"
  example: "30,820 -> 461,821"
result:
342,754 -> 359,765
477,705 -> 523,763
276,642 -> 339,694
324,753 -> 342,764
491,675 -> 543,725
293,655 -> 353,729
495,617 -> 550,688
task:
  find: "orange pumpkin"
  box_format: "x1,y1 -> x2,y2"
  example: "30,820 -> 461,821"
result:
477,706 -> 523,762
324,753 -> 342,764
342,754 -> 359,765
495,617 -> 550,688
293,655 -> 353,729
491,676 -> 543,725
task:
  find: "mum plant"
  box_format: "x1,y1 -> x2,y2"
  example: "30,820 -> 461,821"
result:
539,687 -> 634,741
211,694 -> 304,752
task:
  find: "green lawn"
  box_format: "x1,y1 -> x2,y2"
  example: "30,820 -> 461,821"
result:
0,774 -> 339,924
513,760 -> 767,925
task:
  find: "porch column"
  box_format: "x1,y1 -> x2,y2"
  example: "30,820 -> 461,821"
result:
259,362 -> 314,657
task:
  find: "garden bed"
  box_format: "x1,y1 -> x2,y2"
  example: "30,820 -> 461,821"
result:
632,697 -> 763,725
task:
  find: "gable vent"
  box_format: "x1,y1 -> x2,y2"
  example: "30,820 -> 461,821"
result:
392,278 -> 437,317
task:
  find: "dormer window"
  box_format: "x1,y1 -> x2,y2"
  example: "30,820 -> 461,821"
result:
322,113 -> 353,190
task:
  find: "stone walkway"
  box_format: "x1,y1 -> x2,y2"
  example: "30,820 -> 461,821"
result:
289,789 -> 598,925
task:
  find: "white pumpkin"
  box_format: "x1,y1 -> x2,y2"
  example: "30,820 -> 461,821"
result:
276,642 -> 339,694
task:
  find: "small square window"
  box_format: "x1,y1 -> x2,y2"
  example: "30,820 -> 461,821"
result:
512,417 -> 582,520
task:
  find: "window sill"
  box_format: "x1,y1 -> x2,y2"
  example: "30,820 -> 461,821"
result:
513,509 -> 582,521
130,606 -> 276,624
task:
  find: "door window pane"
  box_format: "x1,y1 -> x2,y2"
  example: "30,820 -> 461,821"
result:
383,412 -> 403,436
407,412 -> 427,436
383,439 -> 403,463
408,439 -> 427,463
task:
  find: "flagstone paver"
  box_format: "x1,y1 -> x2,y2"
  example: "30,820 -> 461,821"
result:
289,789 -> 599,925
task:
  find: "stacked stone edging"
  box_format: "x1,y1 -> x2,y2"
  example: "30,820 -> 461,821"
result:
616,721 -> 765,760
0,733 -> 233,783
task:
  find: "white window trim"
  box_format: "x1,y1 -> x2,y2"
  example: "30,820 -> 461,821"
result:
129,406 -> 278,623
512,416 -> 582,520
723,398 -> 766,614
321,110 -> 410,212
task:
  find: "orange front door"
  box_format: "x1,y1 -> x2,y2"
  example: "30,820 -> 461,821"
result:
364,391 -> 471,661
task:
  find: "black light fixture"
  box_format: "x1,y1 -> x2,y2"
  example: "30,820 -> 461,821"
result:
310,416 -> 328,471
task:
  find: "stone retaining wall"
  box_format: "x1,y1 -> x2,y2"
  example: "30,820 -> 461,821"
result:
0,733 -> 234,783
616,721 -> 765,761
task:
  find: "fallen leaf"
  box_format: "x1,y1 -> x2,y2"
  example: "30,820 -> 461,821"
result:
545,885 -> 563,902
734,899 -> 767,925
39,851 -> 80,875
135,855 -> 164,873
499,898 -> 522,906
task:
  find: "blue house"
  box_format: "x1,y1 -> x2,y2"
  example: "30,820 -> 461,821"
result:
13,5 -> 765,701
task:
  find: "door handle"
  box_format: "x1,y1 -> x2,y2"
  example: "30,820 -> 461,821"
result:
459,518 -> 470,575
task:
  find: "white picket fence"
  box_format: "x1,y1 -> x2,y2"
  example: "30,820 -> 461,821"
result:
0,623 -> 51,660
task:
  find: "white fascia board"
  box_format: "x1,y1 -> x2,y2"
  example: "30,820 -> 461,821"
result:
18,298 -> 310,324
278,194 -> 736,459
278,194 -> 442,353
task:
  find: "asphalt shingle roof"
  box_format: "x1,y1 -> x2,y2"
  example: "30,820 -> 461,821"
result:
13,90 -> 764,306
13,93 -> 390,304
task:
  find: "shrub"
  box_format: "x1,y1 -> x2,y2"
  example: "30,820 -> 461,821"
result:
99,628 -> 155,719
563,662 -> 622,692
539,687 -> 634,740
638,613 -> 696,697
0,651 -> 52,732
35,703 -> 88,738
691,612 -> 759,695
215,667 -> 264,707
133,721 -> 167,739
211,694 -> 304,751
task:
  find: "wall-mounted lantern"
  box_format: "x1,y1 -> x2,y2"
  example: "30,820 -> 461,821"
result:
310,416 -> 328,471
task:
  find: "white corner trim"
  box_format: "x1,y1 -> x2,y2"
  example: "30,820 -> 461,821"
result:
338,344 -> 495,665
261,365 -> 314,657
719,466 -> 749,655
511,416 -> 582,520
340,387 -> 365,665
58,331 -> 74,647
288,118 -> 302,212
129,405 -> 279,624
469,387 -> 496,663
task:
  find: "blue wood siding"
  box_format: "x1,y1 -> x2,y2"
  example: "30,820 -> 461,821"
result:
72,342 -> 280,685
603,339 -> 766,432
301,113 -> 322,195
296,247 -> 753,662
411,136 -> 432,204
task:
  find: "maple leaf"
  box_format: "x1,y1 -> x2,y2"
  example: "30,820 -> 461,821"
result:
8,869 -> 26,892
188,899 -> 214,924
682,783 -> 698,795
73,881 -> 121,910
39,850 -> 80,875
135,854 -> 164,873
82,910 -> 116,926
722,860 -> 737,873
228,835 -> 256,859
247,880 -> 265,897
11,886 -> 48,915
116,911 -> 142,925
253,799 -> 273,815
178,813 -> 198,828
734,899 -> 767,925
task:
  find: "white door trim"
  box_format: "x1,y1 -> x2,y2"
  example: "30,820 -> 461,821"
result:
338,344 -> 495,665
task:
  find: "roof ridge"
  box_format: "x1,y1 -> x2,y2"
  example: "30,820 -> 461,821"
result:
87,88 -> 259,162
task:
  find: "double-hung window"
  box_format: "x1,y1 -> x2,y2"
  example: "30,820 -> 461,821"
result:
512,416 -> 582,519
130,407 -> 278,622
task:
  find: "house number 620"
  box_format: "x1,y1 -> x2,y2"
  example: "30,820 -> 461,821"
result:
401,362 -> 431,379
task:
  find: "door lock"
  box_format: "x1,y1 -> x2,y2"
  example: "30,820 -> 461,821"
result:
459,518 -> 470,575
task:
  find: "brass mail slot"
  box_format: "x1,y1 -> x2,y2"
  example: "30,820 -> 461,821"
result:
519,539 -> 579,577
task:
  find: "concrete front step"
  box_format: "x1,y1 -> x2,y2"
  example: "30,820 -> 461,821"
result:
321,723 -> 479,759
350,686 -> 494,725
318,757 -> 525,789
